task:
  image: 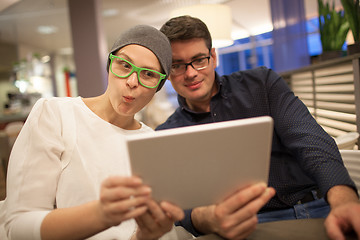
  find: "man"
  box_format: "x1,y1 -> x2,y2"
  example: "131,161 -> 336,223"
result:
156,15 -> 360,240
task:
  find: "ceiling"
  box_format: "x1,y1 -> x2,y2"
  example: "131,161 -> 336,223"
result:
0,0 -> 336,56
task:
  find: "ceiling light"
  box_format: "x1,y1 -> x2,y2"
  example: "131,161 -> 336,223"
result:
37,25 -> 58,35
103,9 -> 119,17
171,4 -> 234,48
41,55 -> 51,63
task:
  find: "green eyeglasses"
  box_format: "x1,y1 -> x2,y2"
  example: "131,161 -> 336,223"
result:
109,53 -> 166,89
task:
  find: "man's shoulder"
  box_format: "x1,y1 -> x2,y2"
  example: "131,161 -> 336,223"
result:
225,66 -> 271,79
220,66 -> 277,88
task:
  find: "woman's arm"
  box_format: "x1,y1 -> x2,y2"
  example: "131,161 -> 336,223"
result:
5,99 -> 65,239
41,176 -> 151,240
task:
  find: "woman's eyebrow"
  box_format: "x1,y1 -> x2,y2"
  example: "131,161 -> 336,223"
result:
116,52 -> 132,62
117,53 -> 161,72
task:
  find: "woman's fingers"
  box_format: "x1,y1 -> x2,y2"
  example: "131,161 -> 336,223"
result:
160,201 -> 185,221
101,176 -> 151,201
134,200 -> 183,239
101,185 -> 151,203
103,194 -> 149,213
98,176 -> 153,226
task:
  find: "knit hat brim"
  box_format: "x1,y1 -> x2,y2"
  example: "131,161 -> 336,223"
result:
106,25 -> 172,92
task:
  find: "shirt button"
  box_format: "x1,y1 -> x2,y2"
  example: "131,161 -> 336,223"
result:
213,113 -> 217,117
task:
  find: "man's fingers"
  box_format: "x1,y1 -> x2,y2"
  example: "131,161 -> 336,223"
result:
324,216 -> 346,240
219,182 -> 268,214
227,215 -> 258,240
232,187 -> 275,222
325,203 -> 360,240
217,187 -> 275,232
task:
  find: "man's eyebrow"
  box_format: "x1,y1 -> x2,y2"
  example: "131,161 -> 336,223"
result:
172,53 -> 209,63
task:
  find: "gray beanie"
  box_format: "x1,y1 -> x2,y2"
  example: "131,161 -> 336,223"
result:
107,25 -> 172,92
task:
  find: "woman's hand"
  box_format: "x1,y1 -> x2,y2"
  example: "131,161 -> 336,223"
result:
133,200 -> 185,240
98,176 -> 152,228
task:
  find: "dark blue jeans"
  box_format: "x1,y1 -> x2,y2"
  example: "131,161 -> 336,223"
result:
258,197 -> 330,223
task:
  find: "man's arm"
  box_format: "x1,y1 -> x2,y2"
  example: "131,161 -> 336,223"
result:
324,185 -> 360,240
327,185 -> 358,208
190,182 -> 275,239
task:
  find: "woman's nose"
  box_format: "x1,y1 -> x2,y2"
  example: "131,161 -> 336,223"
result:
126,72 -> 139,88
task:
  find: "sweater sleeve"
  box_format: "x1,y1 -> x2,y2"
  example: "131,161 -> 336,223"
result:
4,98 -> 65,240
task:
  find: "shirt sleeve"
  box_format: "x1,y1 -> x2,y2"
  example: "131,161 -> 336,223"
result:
265,68 -> 357,196
175,209 -> 203,237
4,98 -> 65,240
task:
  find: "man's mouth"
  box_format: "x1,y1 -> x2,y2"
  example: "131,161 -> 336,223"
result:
185,81 -> 202,90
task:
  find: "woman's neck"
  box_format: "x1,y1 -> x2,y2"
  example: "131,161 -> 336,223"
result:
82,95 -> 141,130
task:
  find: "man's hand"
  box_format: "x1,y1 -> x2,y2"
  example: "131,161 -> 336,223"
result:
133,200 -> 185,240
192,182 -> 275,240
324,185 -> 360,240
325,201 -> 360,240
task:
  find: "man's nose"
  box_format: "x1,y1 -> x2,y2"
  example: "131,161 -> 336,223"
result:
185,63 -> 198,77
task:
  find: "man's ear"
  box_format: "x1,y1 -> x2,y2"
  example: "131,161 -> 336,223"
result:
211,48 -> 217,69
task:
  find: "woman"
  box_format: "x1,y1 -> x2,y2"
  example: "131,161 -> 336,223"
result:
0,25 -> 184,240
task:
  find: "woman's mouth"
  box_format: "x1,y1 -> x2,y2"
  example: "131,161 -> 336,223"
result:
123,96 -> 135,103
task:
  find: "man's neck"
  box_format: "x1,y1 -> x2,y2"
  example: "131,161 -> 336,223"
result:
186,99 -> 211,113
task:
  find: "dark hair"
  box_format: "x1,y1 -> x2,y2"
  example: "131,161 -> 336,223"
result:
160,15 -> 212,51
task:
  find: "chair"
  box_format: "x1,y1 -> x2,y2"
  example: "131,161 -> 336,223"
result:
335,132 -> 359,150
1,121 -> 24,178
0,200 -> 7,240
4,121 -> 24,149
340,150 -> 360,195
0,131 -> 10,179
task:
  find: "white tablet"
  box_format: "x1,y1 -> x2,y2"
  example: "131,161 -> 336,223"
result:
125,116 -> 273,209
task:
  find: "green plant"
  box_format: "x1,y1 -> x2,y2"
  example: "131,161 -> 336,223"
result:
341,0 -> 360,43
318,0 -> 350,51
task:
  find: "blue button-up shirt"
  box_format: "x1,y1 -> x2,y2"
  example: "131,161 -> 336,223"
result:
156,66 -> 356,235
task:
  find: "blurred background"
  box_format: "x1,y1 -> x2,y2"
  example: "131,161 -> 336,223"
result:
1,0 -> 360,200
0,0 -> 349,129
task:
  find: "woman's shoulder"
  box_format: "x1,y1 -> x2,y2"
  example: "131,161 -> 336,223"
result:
35,96 -> 80,105
27,97 -> 81,121
32,97 -> 82,111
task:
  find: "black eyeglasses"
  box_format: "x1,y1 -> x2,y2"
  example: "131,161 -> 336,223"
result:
171,56 -> 211,76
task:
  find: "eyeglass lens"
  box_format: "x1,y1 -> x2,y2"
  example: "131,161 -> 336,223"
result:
171,56 -> 210,76
111,56 -> 162,88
